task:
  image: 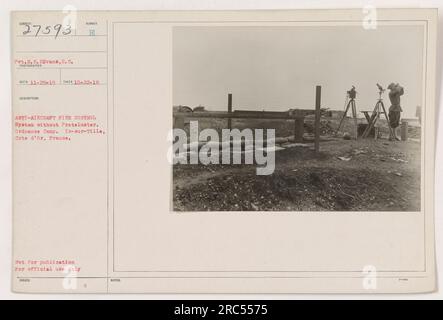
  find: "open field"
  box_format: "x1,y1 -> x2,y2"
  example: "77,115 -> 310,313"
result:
173,116 -> 421,212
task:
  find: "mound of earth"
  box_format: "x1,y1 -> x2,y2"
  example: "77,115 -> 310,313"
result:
173,166 -> 416,212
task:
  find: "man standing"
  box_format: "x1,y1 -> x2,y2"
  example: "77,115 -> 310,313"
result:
387,83 -> 404,141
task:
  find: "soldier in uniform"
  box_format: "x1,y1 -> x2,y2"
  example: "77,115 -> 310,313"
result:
387,83 -> 404,141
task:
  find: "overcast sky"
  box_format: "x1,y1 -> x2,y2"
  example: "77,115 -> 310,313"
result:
173,25 -> 424,119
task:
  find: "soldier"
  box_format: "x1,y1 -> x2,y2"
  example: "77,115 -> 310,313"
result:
387,83 -> 404,141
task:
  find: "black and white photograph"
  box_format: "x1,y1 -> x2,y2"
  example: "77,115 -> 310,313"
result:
172,25 -> 424,212
2,4 -> 440,297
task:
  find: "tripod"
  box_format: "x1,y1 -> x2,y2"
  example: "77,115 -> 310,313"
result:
362,86 -> 395,139
335,88 -> 358,139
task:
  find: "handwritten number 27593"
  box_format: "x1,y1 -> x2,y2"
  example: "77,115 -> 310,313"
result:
22,24 -> 72,38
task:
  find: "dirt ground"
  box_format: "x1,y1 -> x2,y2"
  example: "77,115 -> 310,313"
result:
173,114 -> 421,212
173,137 -> 421,212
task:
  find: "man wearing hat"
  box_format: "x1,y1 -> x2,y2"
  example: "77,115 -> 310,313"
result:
387,83 -> 404,141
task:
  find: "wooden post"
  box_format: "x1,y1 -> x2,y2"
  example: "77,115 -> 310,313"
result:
401,121 -> 408,141
352,100 -> 358,140
314,86 -> 321,153
173,114 -> 186,151
174,114 -> 185,130
227,93 -> 233,130
294,110 -> 304,143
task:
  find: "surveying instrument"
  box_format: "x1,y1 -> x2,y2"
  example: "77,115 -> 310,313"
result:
335,86 -> 358,139
361,84 -> 395,139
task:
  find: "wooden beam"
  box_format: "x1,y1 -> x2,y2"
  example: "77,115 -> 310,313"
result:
401,121 -> 408,141
236,109 -> 315,115
228,93 -> 233,129
174,111 -> 304,120
234,110 -> 295,118
314,86 -> 321,153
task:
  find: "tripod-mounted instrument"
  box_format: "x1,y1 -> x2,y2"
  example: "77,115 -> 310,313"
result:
361,84 -> 395,139
335,86 -> 358,139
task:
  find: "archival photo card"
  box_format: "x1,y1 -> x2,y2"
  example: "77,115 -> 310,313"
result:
11,9 -> 437,293
172,25 -> 425,212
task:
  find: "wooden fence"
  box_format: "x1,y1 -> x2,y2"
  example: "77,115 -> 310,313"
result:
173,86 -> 322,152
